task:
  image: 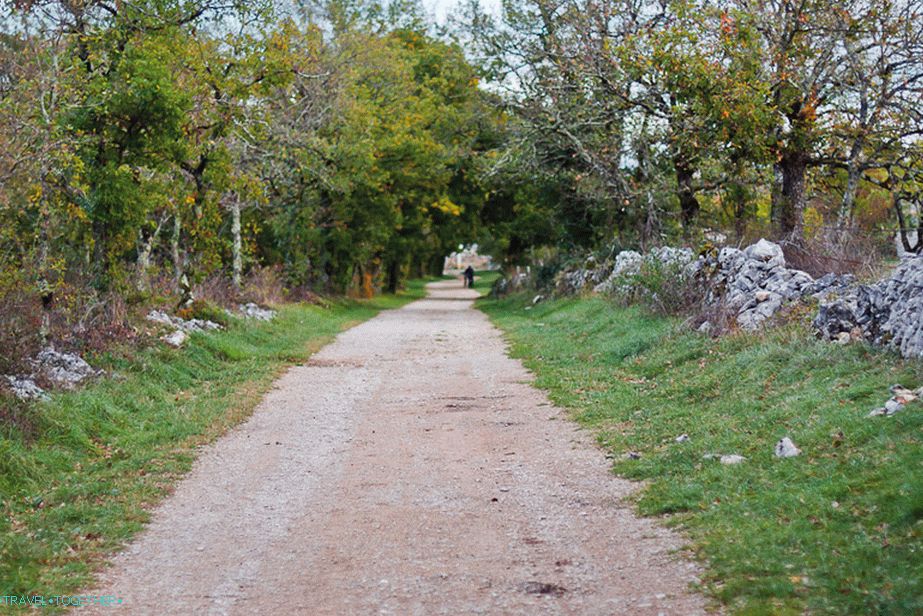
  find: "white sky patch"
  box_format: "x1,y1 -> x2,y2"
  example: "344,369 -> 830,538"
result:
424,0 -> 502,25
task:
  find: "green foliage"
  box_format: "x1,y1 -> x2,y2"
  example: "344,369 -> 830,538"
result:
0,0 -> 501,305
482,294 -> 923,614
610,257 -> 703,316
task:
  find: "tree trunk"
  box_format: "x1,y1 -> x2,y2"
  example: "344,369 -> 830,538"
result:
386,259 -> 400,294
894,193 -> 922,254
775,151 -> 807,237
136,214 -> 167,292
837,155 -> 862,228
171,213 -> 183,284
230,198 -> 242,290
674,158 -> 699,229
91,218 -> 109,290
429,254 -> 444,277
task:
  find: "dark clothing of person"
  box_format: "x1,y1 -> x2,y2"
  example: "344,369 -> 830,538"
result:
464,266 -> 475,288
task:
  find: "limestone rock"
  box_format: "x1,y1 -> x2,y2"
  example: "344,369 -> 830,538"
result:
745,238 -> 786,268
147,309 -> 221,332
4,376 -> 48,401
813,255 -> 923,359
162,330 -> 188,348
239,303 -> 276,321
32,348 -> 102,389
774,437 -> 801,458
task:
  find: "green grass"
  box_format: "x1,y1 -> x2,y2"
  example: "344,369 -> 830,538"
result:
479,294 -> 923,614
0,280 -> 430,603
473,270 -> 501,294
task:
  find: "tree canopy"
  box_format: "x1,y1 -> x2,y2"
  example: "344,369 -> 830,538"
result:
1,0 -> 922,306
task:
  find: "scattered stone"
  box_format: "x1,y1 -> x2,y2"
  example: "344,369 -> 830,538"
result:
623,451 -> 642,460
866,383 -> 921,417
532,295 -> 545,305
147,309 -> 221,333
675,434 -> 690,443
32,348 -> 102,389
3,347 -> 101,400
703,453 -> 746,464
697,321 -> 712,334
146,309 -> 175,327
4,376 -> 48,401
162,330 -> 188,348
523,581 -> 567,597
835,332 -> 851,345
239,303 -> 276,321
890,384 -> 921,403
774,437 -> 801,458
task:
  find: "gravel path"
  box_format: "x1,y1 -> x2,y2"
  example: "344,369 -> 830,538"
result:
87,280 -> 709,615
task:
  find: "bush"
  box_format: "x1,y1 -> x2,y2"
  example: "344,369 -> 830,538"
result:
609,257 -> 705,316
242,265 -> 289,306
782,229 -> 891,278
0,266 -> 42,374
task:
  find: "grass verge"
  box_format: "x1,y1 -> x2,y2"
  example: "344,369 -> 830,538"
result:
0,280 -> 430,604
479,293 -> 923,614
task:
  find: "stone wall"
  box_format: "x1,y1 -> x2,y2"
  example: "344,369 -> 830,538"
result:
493,239 -> 923,360
813,254 -> 923,358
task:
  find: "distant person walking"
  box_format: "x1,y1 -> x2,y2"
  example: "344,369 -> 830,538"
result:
463,266 -> 475,289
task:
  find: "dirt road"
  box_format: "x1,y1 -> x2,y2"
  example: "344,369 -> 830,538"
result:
88,280 -> 709,615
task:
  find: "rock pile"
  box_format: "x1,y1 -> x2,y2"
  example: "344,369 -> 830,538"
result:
3,347 -> 103,401
4,376 -> 48,401
813,254 -> 923,358
238,303 -> 276,321
33,348 -> 103,388
591,239 -> 844,331
695,239 -> 819,330
146,310 -> 222,333
491,238 -> 923,359
146,309 -> 222,348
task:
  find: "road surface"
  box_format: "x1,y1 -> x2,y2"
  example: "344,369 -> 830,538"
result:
87,280 -> 708,615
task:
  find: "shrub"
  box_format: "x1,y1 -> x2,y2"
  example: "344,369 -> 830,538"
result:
242,265 -> 289,306
609,257 -> 705,316
0,266 -> 42,374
